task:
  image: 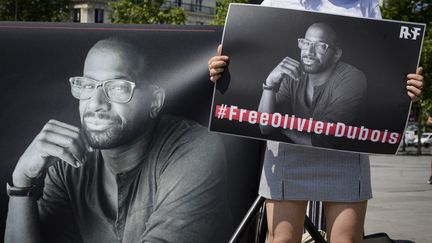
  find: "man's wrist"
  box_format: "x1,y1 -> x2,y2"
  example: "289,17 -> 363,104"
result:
12,171 -> 34,188
6,183 -> 38,197
263,81 -> 280,93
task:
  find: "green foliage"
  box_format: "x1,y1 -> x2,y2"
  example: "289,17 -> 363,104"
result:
0,0 -> 70,21
109,0 -> 186,24
212,0 -> 248,26
381,0 -> 432,124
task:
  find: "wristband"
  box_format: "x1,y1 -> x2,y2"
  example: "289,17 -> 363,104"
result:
262,82 -> 280,93
6,182 -> 37,197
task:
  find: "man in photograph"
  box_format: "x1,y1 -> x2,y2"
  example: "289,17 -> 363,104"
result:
258,22 -> 367,148
5,37 -> 231,243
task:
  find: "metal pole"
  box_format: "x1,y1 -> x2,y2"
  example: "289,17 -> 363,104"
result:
14,0 -> 18,21
304,216 -> 327,243
417,104 -> 422,155
228,196 -> 266,243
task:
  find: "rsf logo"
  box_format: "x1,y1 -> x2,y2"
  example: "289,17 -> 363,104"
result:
399,26 -> 422,40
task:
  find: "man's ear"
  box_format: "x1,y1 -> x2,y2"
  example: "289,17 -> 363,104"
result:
333,48 -> 343,63
149,85 -> 165,119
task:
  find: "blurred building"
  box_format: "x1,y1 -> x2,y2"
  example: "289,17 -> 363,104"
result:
163,0 -> 216,25
69,0 -> 215,24
70,0 -> 111,23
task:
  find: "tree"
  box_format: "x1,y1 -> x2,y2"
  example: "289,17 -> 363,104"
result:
212,0 -> 248,26
0,0 -> 70,21
381,0 -> 432,128
109,0 -> 186,25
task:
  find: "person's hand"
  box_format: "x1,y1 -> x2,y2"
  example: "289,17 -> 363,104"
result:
265,56 -> 301,91
12,120 -> 88,187
208,44 -> 229,83
407,67 -> 424,102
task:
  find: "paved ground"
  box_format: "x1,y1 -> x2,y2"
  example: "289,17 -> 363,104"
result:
365,154 -> 432,243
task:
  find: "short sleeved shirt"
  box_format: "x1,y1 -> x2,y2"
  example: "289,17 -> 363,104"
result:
38,115 -> 231,243
276,62 -> 367,148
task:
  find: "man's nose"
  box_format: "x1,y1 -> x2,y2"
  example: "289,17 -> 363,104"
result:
304,44 -> 316,54
88,86 -> 110,111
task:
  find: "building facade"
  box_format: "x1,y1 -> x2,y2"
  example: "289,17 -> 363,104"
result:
163,0 -> 216,25
69,0 -> 216,25
70,0 -> 112,23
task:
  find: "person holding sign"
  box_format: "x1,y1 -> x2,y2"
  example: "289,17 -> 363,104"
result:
208,0 -> 424,242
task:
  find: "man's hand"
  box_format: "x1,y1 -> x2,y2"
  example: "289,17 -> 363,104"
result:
265,56 -> 301,91
208,44 -> 229,83
407,67 -> 424,102
12,120 -> 88,187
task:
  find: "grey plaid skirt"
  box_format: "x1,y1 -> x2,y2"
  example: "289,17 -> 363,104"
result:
259,142 -> 372,202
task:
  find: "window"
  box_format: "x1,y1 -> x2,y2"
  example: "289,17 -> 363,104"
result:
95,9 -> 104,23
195,0 -> 202,11
175,0 -> 182,7
72,8 -> 80,23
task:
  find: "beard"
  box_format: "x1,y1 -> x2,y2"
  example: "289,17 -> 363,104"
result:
300,55 -> 329,74
82,111 -> 133,149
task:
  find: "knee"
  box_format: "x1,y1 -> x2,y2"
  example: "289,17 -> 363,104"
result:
328,235 -> 362,243
268,233 -> 300,243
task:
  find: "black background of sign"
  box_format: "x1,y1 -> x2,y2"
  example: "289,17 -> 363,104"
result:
0,22 -> 261,241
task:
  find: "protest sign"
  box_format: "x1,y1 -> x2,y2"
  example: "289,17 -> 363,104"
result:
0,22 -> 260,242
210,4 -> 425,154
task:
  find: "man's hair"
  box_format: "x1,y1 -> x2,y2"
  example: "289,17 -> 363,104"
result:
88,37 -> 153,85
307,22 -> 339,47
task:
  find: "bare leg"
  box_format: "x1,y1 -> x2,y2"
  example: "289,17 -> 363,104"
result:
323,201 -> 367,243
266,199 -> 308,243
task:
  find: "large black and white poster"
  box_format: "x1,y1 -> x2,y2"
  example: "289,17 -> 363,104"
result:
209,4 -> 425,155
0,23 -> 261,243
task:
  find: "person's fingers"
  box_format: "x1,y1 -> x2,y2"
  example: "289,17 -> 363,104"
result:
280,61 -> 301,72
407,85 -> 421,102
38,131 -> 87,164
209,60 -> 227,70
407,67 -> 424,82
46,119 -> 80,133
407,79 -> 423,90
281,57 -> 301,71
282,56 -> 300,66
416,66 -> 423,75
208,55 -> 229,66
278,64 -> 301,75
43,121 -> 81,140
280,57 -> 301,79
217,44 -> 222,56
407,91 -> 419,102
266,71 -> 286,87
43,141 -> 81,168
277,64 -> 301,81
210,67 -> 225,76
39,120 -> 88,164
42,120 -> 88,155
210,74 -> 221,83
406,67 -> 424,102
407,73 -> 424,82
208,58 -> 228,84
